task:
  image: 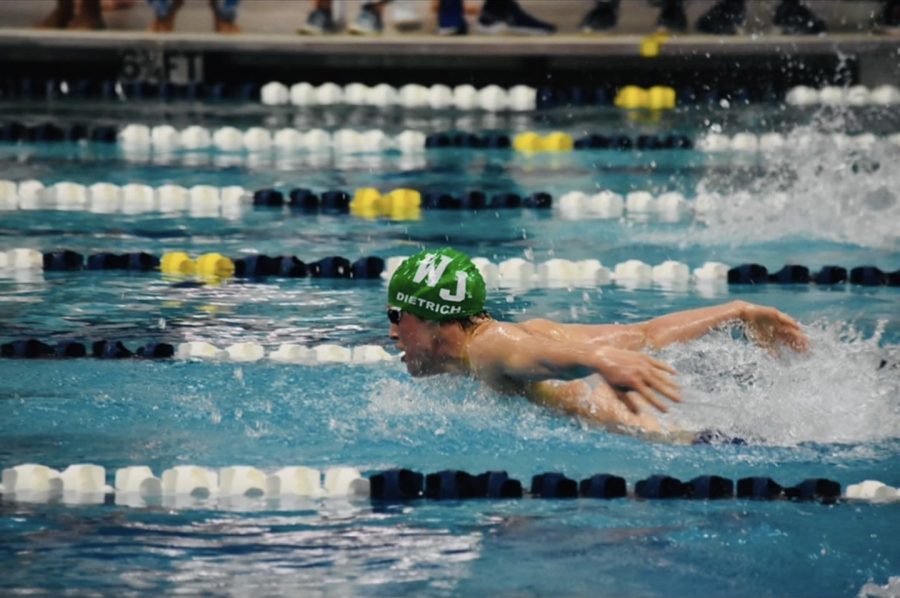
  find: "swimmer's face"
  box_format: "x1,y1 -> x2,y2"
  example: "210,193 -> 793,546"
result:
388,308 -> 442,377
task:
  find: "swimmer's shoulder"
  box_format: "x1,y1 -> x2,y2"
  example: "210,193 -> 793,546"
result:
518,318 -> 568,340
465,321 -> 529,376
468,320 -> 562,353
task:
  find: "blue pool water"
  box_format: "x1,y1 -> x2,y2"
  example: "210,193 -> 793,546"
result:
1,98 -> 898,596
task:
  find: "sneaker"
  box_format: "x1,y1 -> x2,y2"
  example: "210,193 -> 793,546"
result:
299,8 -> 337,34
348,3 -> 384,34
657,0 -> 687,32
773,0 -> 826,34
438,18 -> 468,35
696,0 -> 745,35
478,0 -> 556,35
580,0 -> 619,33
438,0 -> 468,35
391,0 -> 423,31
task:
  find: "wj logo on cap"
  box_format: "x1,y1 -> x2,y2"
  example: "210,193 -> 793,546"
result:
388,247 -> 486,321
413,253 -> 467,302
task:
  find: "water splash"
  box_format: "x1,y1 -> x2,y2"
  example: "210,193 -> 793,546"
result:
362,374 -> 588,449
650,124 -> 900,249
359,319 -> 899,449
661,320 -> 899,446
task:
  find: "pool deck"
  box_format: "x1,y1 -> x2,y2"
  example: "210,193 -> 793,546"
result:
1,27 -> 898,90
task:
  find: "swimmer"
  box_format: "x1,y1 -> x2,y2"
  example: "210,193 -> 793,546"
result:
387,248 -> 809,439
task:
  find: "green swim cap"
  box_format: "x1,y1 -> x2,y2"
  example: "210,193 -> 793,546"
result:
388,248 -> 486,321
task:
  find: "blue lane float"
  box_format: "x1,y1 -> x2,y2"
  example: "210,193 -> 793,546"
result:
737,477 -> 784,500
351,257 -> 386,280
252,188 -> 285,208
0,122 -> 118,144
85,252 -> 160,272
136,342 -> 175,359
288,188 -> 320,211
92,340 -> 134,359
48,251 -> 160,272
55,341 -> 87,358
523,192 -> 553,209
1,339 -> 173,360
43,250 -> 84,271
309,256 -> 352,278
474,471 -> 523,498
726,264 -> 900,286
686,475 -> 734,499
370,469 -> 424,500
635,475 -> 687,499
531,472 -> 579,498
425,470 -> 478,500
1,78 -> 266,103
365,470 -> 842,503
233,255 -> 312,278
785,478 -> 841,503
320,190 -> 351,212
579,474 -> 627,499
1,339 -> 54,358
850,266 -> 887,286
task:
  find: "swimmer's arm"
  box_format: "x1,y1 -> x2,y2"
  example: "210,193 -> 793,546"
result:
636,301 -> 808,352
469,326 -> 680,414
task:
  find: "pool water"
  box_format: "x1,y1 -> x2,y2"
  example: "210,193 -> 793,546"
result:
0,97 -> 898,597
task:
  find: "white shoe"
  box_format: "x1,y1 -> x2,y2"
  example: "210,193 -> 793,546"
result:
390,0 -> 422,30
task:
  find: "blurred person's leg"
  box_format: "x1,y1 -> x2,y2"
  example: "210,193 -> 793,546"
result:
36,0 -> 75,28
878,0 -> 900,29
438,0 -> 468,35
696,0 -> 745,34
349,0 -> 391,34
432,0 -> 478,16
148,0 -> 183,32
101,0 -> 138,10
68,0 -> 106,29
211,0 -> 241,33
478,0 -> 556,35
301,0 -> 339,34
656,0 -> 687,32
580,0 -> 620,33
773,0 -> 826,34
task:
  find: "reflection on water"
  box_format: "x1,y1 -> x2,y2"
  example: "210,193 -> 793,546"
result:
0,503 -> 482,597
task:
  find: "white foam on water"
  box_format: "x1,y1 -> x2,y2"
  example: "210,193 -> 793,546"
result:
648,123 -> 899,249
858,576 -> 900,598
660,320 -> 899,446
355,318 -> 899,450
361,375 -> 585,448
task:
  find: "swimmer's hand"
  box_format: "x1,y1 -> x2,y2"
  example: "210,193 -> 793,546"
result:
740,302 -> 809,353
594,346 -> 681,415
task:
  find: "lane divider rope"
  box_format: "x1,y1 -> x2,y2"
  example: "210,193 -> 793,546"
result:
1,249 -> 897,288
5,122 -> 899,155
0,180 -> 246,217
0,339 -> 396,363
2,77 -> 815,107
2,463 -> 896,507
262,82 -> 539,111
785,84 -> 900,107
2,182 -> 888,226
263,82 -> 676,111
